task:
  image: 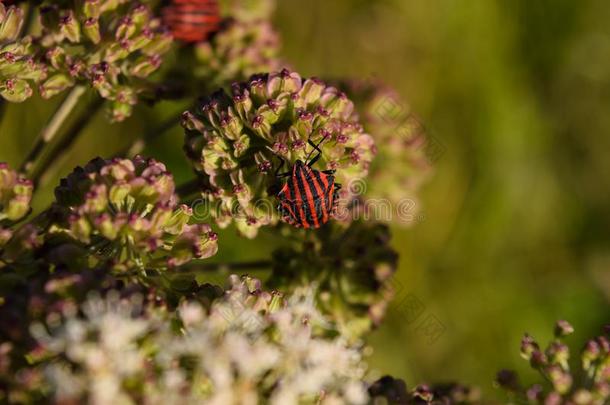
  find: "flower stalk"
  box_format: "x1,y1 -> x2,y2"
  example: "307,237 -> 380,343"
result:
33,97 -> 105,187
19,85 -> 87,176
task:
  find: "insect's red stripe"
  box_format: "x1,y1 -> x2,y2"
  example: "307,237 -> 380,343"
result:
299,167 -> 319,228
291,168 -> 310,228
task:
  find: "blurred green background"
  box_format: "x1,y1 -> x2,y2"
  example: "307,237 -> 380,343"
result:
1,0 -> 609,400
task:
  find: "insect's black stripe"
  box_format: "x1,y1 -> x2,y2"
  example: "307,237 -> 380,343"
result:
316,170 -> 330,192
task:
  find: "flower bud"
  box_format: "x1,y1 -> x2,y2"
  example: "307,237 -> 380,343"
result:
546,365 -> 572,394
521,334 -> 540,361
547,341 -> 570,369
0,77 -> 31,102
582,339 -> 601,369
555,320 -> 574,337
59,11 -> 81,43
83,0 -> 101,19
83,17 -> 101,44
0,162 -> 33,248
0,4 -> 23,42
39,73 -> 74,99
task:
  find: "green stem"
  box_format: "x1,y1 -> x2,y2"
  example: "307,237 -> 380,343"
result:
33,97 -> 104,187
20,3 -> 37,37
19,85 -> 87,176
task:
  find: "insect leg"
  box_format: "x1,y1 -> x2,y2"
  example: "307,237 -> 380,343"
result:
306,139 -> 325,167
274,156 -> 286,176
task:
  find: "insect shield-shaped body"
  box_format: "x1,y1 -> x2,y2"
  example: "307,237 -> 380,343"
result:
162,0 -> 221,43
276,160 -> 341,229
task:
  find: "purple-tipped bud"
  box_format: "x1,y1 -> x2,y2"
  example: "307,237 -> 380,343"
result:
555,320 -> 574,337
521,334 -> 540,360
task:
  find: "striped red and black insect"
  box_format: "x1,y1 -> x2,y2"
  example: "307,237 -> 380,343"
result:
274,139 -> 342,229
161,0 -> 221,43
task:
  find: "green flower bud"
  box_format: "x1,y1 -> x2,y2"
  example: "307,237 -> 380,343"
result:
59,10 -> 81,43
83,17 -> 101,44
39,73 -> 74,99
0,3 -> 23,43
168,224 -> 218,267
83,0 -> 102,19
50,156 -> 217,272
547,365 -> 572,394
0,7 -> 47,103
129,54 -> 161,78
555,320 -> 574,337
0,77 -> 31,102
0,162 -> 33,248
520,334 -> 540,361
547,341 -> 570,369
582,339 -> 601,369
269,221 -> 397,339
183,70 -> 375,237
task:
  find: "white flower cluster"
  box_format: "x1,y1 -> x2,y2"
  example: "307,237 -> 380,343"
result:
31,276 -> 369,405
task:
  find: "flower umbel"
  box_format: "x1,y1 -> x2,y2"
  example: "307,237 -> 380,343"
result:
30,276 -> 369,404
193,17 -> 282,90
497,321 -> 610,405
50,156 -> 217,271
183,69 -> 375,236
38,0 -> 173,120
341,79 -> 432,226
269,221 -> 398,339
